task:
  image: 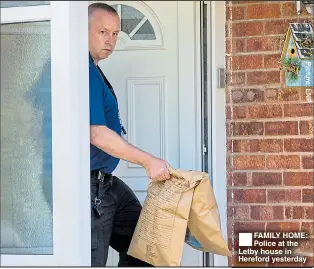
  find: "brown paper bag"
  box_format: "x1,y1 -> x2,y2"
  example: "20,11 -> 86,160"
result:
127,167 -> 230,266
185,173 -> 230,256
127,167 -> 201,266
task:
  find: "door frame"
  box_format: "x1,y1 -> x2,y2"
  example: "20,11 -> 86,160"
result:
206,1 -> 228,267
178,1 -> 203,174
1,2 -> 91,266
178,0 -> 204,266
0,0 -> 210,266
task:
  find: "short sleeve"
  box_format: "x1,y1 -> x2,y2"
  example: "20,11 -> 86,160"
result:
89,68 -> 106,126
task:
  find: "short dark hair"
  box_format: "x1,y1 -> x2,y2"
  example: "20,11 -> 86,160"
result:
88,3 -> 118,19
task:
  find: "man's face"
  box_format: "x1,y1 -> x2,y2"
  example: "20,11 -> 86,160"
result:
89,9 -> 120,62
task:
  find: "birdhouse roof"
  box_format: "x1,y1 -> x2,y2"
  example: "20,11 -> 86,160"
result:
281,23 -> 314,60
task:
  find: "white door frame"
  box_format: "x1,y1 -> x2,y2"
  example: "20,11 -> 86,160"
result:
178,0 -> 203,174
1,2 -> 91,266
1,0 -> 208,266
206,1 -> 228,267
178,1 -> 204,266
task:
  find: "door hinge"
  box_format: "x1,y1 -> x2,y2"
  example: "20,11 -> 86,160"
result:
203,144 -> 207,154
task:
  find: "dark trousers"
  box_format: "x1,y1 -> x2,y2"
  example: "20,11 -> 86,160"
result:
90,172 -> 152,267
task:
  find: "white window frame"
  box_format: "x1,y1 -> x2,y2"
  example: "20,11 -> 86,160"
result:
89,0 -> 164,50
1,1 -> 91,266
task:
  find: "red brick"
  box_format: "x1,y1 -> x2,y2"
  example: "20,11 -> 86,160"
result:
233,221 -> 265,233
301,222 -> 314,236
296,239 -> 314,255
251,206 -> 284,220
284,103 -> 314,117
226,122 -> 231,137
227,239 -> 233,253
284,139 -> 314,152
302,155 -> 314,169
278,88 -> 300,101
299,121 -> 313,135
226,38 -> 246,54
281,2 -> 299,17
227,155 -> 232,172
265,88 -> 279,101
264,19 -> 297,35
231,172 -> 247,186
264,53 -> 282,68
252,172 -> 282,186
226,22 -> 230,39
247,3 -> 281,19
266,155 -> 300,169
226,105 -> 231,120
226,72 -> 245,86
284,172 -> 313,186
247,37 -> 281,52
231,88 -> 264,103
266,222 -> 300,232
226,6 -> 245,21
226,6 -> 231,21
233,155 -> 265,169
249,139 -> 283,153
227,140 -> 232,153
226,40 -> 231,54
228,256 -> 232,268
285,206 -> 313,219
231,55 -> 263,70
231,205 -> 250,220
285,206 -> 303,219
303,256 -> 314,268
233,189 -> 266,203
267,189 -> 302,203
231,122 -> 264,136
265,121 -> 298,135
227,189 -> 233,204
247,71 -> 280,85
303,189 -> 314,203
226,56 -> 231,72
233,140 -> 250,152
226,88 -> 231,104
305,207 -> 313,219
301,87 -> 314,102
248,104 -> 282,118
232,21 -> 263,37
231,1 -> 260,4
233,106 -> 247,119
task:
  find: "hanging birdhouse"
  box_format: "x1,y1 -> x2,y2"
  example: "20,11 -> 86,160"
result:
280,23 -> 314,87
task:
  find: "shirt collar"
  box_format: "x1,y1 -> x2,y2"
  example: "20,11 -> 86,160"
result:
89,52 -> 96,67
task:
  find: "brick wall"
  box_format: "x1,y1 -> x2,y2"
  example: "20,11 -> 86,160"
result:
225,1 -> 313,267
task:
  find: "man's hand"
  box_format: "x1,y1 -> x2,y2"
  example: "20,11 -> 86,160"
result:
144,157 -> 171,181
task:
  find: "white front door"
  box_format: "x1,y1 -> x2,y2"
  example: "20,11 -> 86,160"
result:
1,2 -> 91,266
91,1 -> 203,266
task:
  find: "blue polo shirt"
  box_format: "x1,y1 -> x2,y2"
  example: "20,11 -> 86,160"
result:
89,54 -> 121,174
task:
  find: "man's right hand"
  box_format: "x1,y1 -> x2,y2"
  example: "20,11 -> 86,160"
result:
144,156 -> 171,181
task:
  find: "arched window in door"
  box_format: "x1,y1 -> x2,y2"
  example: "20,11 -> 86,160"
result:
89,1 -> 164,50
111,4 -> 155,40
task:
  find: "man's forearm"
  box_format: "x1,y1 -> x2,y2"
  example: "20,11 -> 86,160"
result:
90,125 -> 153,167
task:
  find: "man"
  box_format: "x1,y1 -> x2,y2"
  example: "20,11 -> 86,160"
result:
88,3 -> 171,267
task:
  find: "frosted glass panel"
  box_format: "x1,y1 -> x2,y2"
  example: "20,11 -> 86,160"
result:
0,1 -> 49,8
111,4 -> 156,40
0,21 -> 53,255
121,5 -> 144,35
132,20 -> 156,40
